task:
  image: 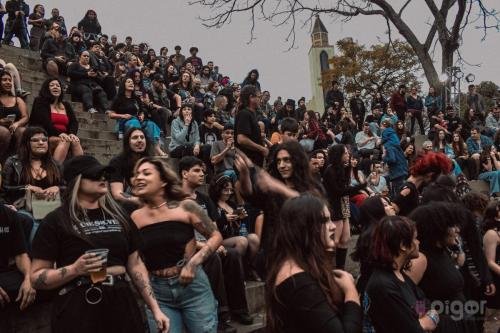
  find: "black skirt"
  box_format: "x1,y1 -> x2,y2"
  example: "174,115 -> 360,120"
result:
51,280 -> 145,333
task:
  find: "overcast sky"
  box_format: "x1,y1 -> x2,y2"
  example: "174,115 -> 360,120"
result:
39,0 -> 498,100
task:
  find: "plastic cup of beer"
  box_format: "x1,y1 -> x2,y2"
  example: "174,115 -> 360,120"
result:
85,249 -> 109,283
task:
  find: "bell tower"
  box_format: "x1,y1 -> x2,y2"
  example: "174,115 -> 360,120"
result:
307,15 -> 334,114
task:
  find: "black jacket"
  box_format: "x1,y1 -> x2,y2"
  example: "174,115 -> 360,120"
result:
325,89 -> 345,109
40,37 -> 73,61
29,97 -> 78,136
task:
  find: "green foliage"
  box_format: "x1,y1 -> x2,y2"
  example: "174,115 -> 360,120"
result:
322,38 -> 421,96
476,81 -> 500,110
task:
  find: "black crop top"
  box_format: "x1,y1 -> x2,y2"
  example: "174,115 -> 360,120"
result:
139,221 -> 194,271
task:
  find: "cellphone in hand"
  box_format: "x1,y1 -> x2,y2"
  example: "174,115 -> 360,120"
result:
6,114 -> 16,122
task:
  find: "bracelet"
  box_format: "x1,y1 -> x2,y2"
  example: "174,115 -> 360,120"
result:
426,310 -> 439,326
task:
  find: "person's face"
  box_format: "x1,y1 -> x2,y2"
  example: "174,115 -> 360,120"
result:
438,130 -> 445,140
88,11 -> 96,19
167,65 -> 174,74
333,83 -> 338,90
205,113 -> 215,124
471,130 -> 480,140
373,162 -> 383,173
350,157 -> 359,168
282,130 -> 298,142
211,83 -> 220,93
276,149 -> 293,180
250,72 -> 257,80
493,108 -> 500,119
303,112 -> 309,121
48,80 -> 61,98
207,62 -> 214,70
111,35 -> 117,43
469,85 -> 476,94
396,121 -> 403,129
183,165 -> 205,187
91,44 -> 101,53
222,129 -> 234,142
453,133 -> 460,142
29,133 -> 49,156
181,73 -> 190,83
310,158 -> 320,174
72,35 -> 81,43
181,107 -> 192,119
429,87 -> 435,94
126,38 -> 132,45
220,182 -> 234,202
203,68 -> 210,76
381,198 -> 396,216
193,80 -> 201,90
79,176 -> 108,198
129,130 -> 146,153
51,9 -> 59,17
447,108 -> 455,117
411,87 -> 417,94
400,87 -> 406,94
315,153 -> 325,167
175,48 -> 181,54
261,92 -> 270,103
133,46 -> 140,54
355,90 -> 361,97
186,63 -> 194,72
342,147 -> 350,165
133,72 -> 141,83
406,145 -> 414,155
387,107 -> 393,115
129,56 -> 138,66
124,78 -> 134,91
100,36 -> 108,44
321,205 -> 336,250
1,74 -> 13,92
445,226 -> 460,247
423,143 -> 432,151
133,162 -> 165,197
286,104 -> 293,112
80,52 -> 90,65
363,123 -> 370,133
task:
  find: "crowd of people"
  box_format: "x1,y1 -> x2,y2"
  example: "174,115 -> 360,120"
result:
1,1 -> 500,333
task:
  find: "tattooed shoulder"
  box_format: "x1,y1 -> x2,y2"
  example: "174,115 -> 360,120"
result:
181,199 -> 216,236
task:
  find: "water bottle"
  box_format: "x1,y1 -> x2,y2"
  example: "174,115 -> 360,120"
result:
239,222 -> 248,237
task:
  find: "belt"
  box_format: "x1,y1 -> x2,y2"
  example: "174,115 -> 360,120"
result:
59,274 -> 126,304
151,259 -> 187,279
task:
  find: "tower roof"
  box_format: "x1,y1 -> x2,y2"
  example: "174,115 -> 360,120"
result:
312,15 -> 328,35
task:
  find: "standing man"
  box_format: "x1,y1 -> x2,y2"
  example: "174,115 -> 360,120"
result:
466,84 -> 486,117
390,84 -> 407,122
0,2 -> 6,45
170,45 -> 186,69
45,8 -> 66,37
185,46 -> 203,73
3,0 -> 29,48
235,85 -> 268,167
324,80 -> 344,110
349,89 -> 367,130
295,97 -> 307,122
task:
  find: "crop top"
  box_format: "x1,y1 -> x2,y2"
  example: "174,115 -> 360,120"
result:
139,221 -> 194,271
51,112 -> 69,133
0,98 -> 21,121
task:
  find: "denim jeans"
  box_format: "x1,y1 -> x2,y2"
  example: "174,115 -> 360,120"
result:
479,170 -> 500,195
147,267 -> 218,333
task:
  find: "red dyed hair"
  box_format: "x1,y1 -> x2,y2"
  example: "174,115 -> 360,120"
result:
410,151 -> 452,177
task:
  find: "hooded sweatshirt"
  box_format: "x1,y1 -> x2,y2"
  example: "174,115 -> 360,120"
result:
382,127 -> 408,181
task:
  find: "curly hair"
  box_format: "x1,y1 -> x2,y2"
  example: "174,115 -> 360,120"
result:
461,191 -> 490,215
208,173 -> 234,204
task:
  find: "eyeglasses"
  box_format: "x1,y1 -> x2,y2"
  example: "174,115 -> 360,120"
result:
30,137 -> 48,143
222,188 -> 234,194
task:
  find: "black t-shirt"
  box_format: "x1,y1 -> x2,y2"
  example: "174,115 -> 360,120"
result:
32,207 -> 140,269
444,115 -> 462,133
392,181 -> 419,216
0,205 -> 27,273
199,124 -> 221,146
108,154 -> 134,190
110,96 -> 141,116
234,108 -> 264,166
195,191 -> 220,222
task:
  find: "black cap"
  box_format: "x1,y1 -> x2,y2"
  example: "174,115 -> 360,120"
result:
63,155 -> 115,183
174,45 -> 181,50
152,74 -> 165,83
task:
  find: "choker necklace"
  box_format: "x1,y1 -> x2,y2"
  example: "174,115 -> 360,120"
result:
151,201 -> 167,209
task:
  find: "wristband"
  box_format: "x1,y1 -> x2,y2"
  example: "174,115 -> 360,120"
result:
426,310 -> 439,326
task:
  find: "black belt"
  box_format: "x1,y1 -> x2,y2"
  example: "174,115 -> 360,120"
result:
58,274 -> 126,305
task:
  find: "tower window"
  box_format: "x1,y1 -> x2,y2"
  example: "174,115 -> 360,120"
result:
320,51 -> 329,71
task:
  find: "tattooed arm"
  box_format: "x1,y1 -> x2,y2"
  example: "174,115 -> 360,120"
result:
30,252 -> 106,290
127,251 -> 170,332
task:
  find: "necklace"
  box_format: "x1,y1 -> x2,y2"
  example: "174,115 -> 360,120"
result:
151,201 -> 167,209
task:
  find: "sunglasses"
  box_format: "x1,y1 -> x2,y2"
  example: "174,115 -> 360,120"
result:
84,172 -> 109,181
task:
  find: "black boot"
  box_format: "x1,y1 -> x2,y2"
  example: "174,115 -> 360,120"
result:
335,248 -> 348,270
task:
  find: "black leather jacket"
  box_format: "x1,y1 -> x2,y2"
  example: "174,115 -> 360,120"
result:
1,155 -> 26,204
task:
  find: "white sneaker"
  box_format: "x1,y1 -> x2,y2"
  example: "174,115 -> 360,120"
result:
88,108 -> 98,114
118,133 -> 124,140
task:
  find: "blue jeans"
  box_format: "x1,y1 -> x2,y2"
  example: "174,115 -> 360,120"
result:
479,171 -> 500,195
147,267 -> 218,333
118,117 -> 161,143
3,20 -> 29,48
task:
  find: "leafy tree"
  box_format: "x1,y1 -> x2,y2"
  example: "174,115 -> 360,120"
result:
190,0 -> 499,90
476,80 -> 500,110
322,38 -> 421,96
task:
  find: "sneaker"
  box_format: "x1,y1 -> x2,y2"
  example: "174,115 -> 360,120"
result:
118,132 -> 124,140
233,312 -> 254,325
88,108 -> 98,114
16,89 -> 31,98
217,321 -> 236,333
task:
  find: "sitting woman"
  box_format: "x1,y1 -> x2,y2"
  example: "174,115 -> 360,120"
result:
432,129 -> 462,176
29,78 -> 83,163
0,70 -> 29,162
108,127 -> 154,206
479,145 -> 500,197
108,78 -> 164,155
1,127 -> 62,212
299,110 -> 327,152
209,174 -> 261,274
266,194 -> 362,333
0,59 -> 29,97
451,131 -> 471,177
169,103 -> 210,159
349,154 -> 373,207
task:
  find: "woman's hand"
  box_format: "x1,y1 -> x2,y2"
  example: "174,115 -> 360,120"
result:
16,278 -> 36,310
333,270 -> 359,304
179,262 -> 196,285
184,113 -> 193,125
151,309 -> 170,333
70,253 -> 106,276
27,185 -> 44,195
43,186 -> 60,200
193,144 -> 200,156
59,133 -> 71,142
68,134 -> 80,143
9,122 -> 19,133
122,114 -> 133,120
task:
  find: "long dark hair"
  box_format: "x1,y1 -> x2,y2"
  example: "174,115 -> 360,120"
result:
451,131 -> 466,156
268,141 -> 321,195
238,84 -> 257,112
0,70 -> 13,96
117,127 -> 154,183
326,144 -> 350,187
38,77 -> 64,104
18,127 -> 61,186
80,9 -> 101,29
482,201 -> 500,233
133,157 -> 188,203
208,174 -> 235,205
266,195 -> 342,332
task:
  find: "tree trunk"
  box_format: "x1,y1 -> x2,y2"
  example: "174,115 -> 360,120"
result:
441,44 -> 454,106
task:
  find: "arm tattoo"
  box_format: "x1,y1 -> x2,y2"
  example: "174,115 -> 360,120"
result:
59,267 -> 67,279
132,271 -> 156,301
33,269 -> 49,289
182,200 -> 216,238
